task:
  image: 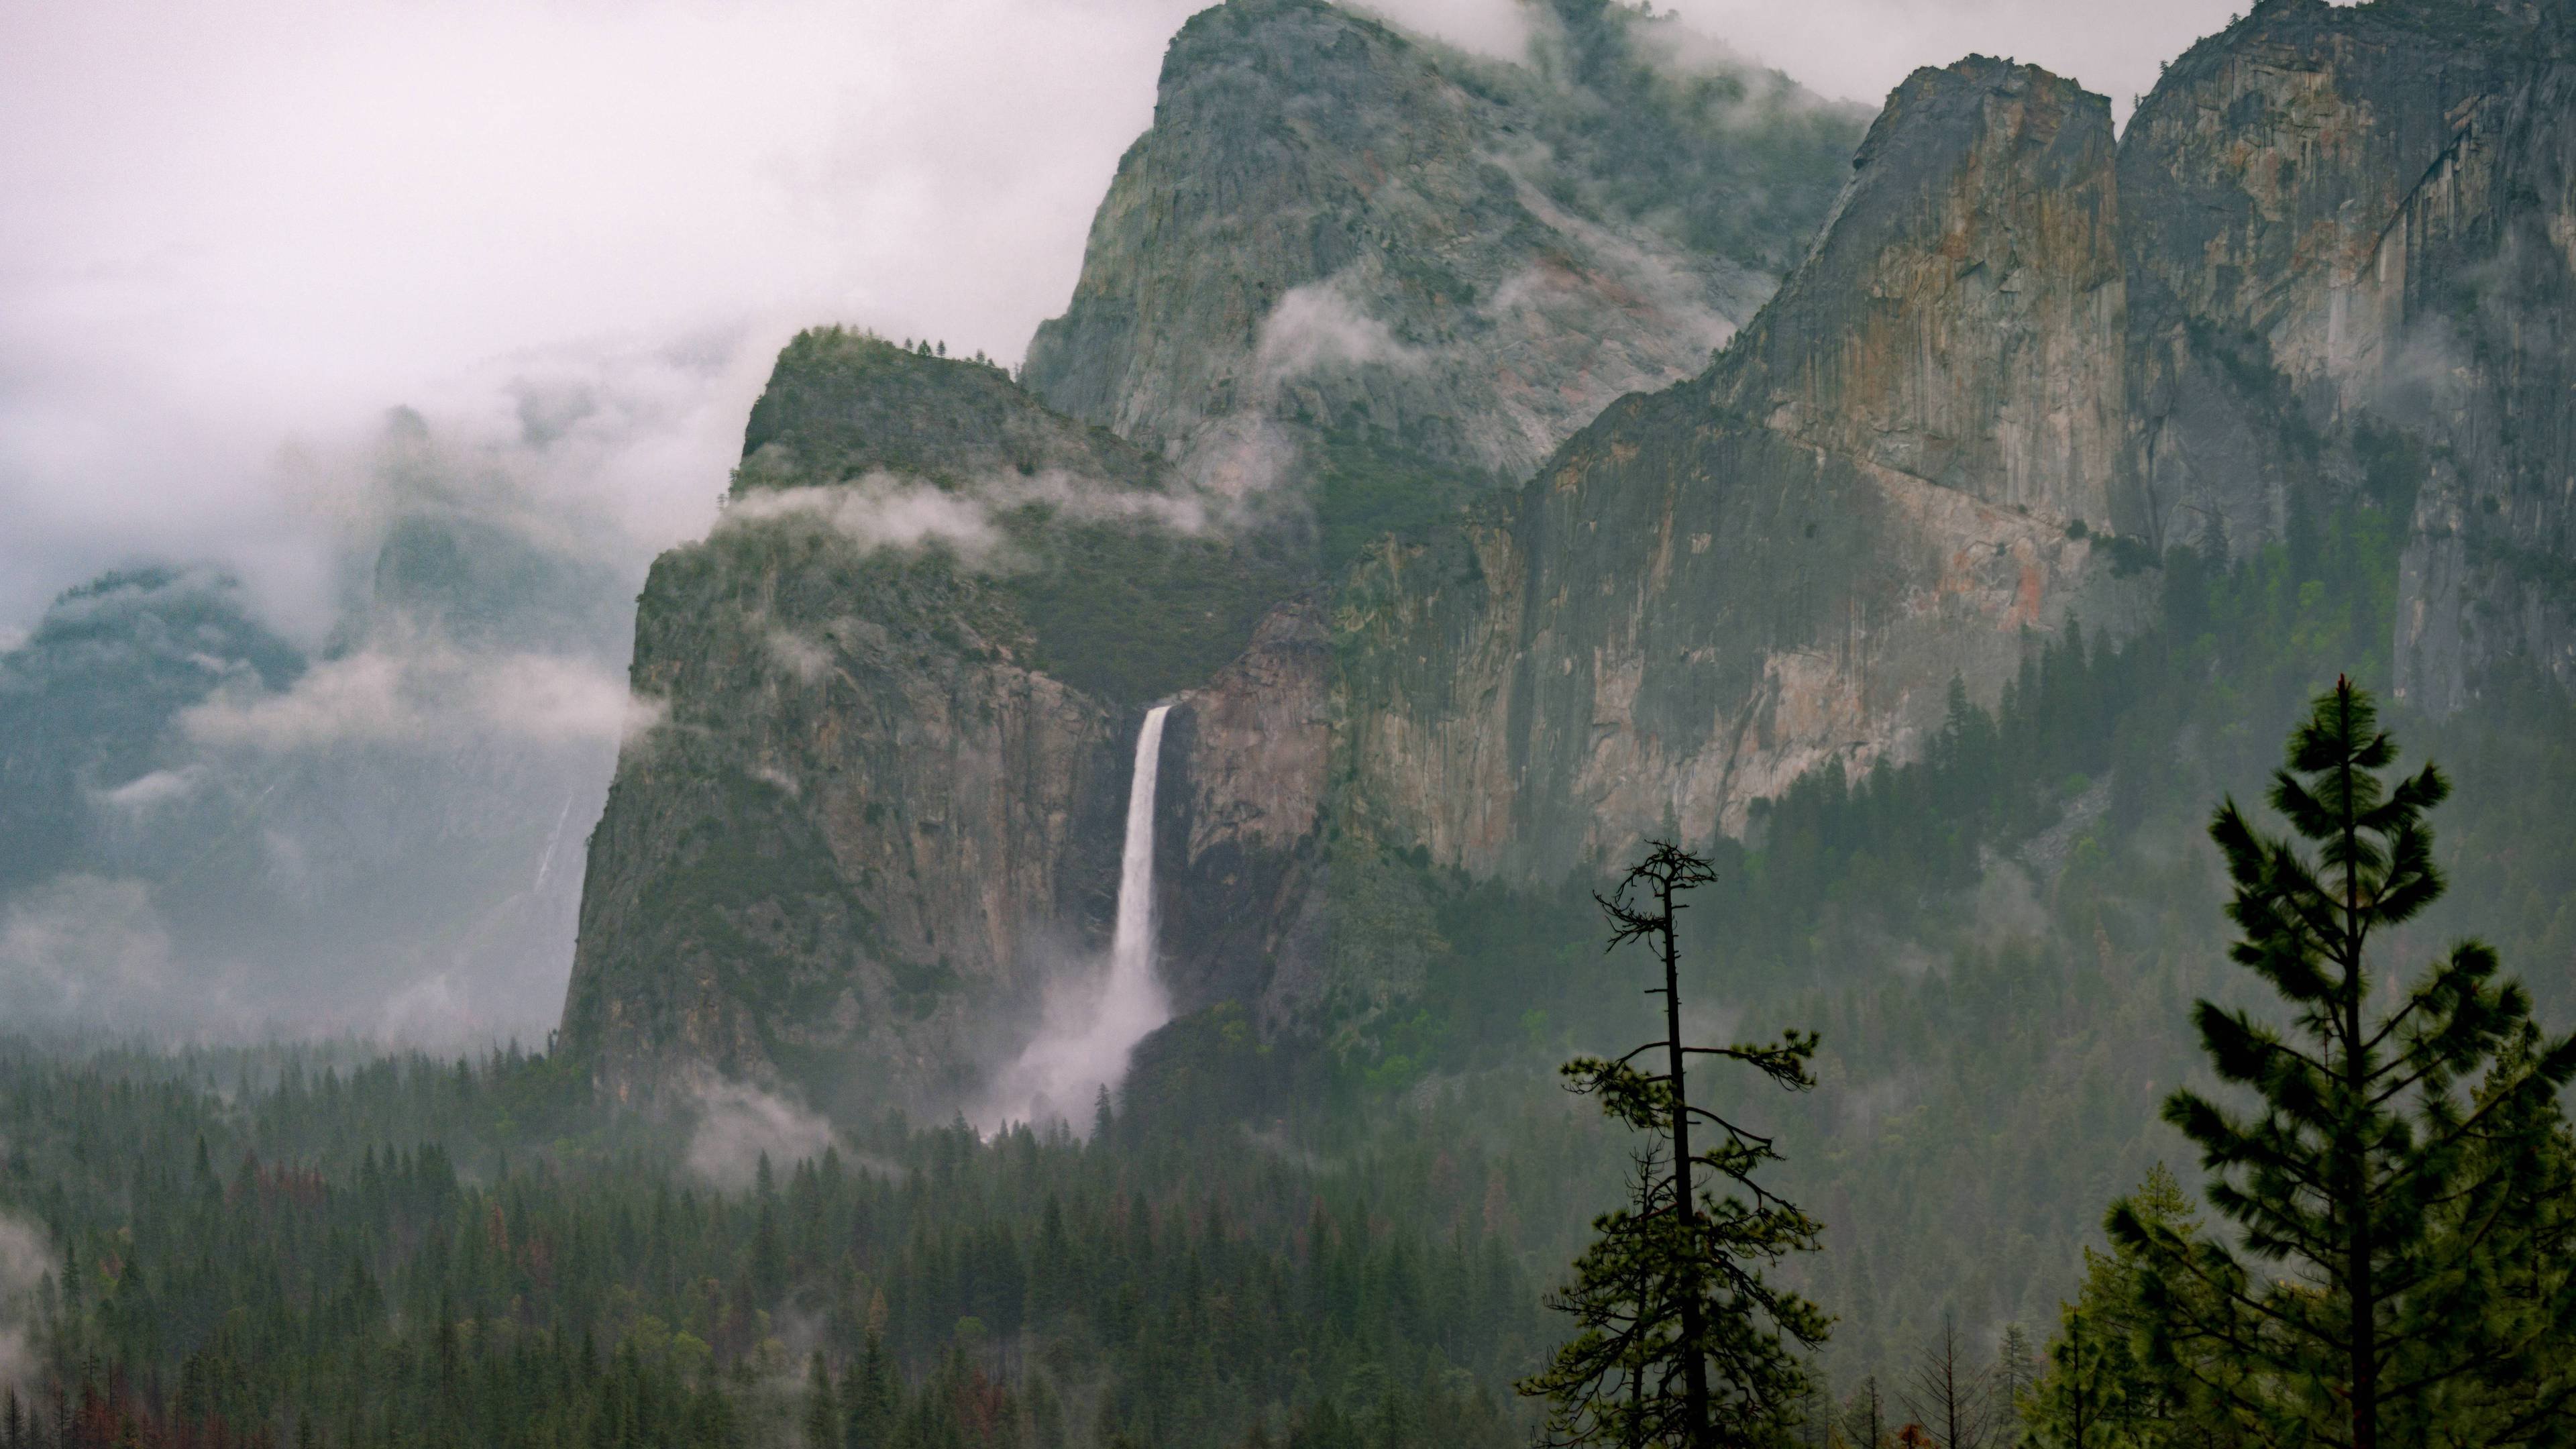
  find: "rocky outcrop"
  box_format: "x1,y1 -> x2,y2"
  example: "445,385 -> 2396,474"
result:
1713,60 -> 2127,524
1021,0 -> 1863,486
1337,59 -> 2148,882
560,528 -> 1128,1109
741,331 -> 1158,492
560,332 -> 1300,1109
561,0 -> 1874,1102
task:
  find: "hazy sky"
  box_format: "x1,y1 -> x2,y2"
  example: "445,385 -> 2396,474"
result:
0,0 -> 2246,636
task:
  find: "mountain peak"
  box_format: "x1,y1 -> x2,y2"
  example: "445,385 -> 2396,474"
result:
1021,0 -> 1863,484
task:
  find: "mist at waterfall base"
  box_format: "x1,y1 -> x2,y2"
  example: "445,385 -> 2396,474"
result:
975,705 -> 1175,1136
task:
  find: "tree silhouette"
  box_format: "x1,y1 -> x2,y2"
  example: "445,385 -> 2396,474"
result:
1903,1311 -> 1990,1449
2110,678 -> 2576,1448
1519,841 -> 1829,1448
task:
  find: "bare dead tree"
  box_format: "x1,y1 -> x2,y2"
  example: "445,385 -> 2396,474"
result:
1902,1311 -> 1991,1449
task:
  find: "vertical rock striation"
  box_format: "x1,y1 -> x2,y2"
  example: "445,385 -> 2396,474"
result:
1338,59 -> 2147,883
1157,595 -> 1334,1030
2116,0 -> 2576,706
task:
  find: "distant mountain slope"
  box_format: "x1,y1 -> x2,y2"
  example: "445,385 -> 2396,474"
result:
0,419 -> 639,1038
0,569 -> 303,894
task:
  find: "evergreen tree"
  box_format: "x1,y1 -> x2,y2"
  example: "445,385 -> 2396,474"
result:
1519,843 -> 1829,1448
2026,1167 -> 2234,1449
1993,1326 -> 2037,1446
1845,1376 -> 1886,1449
805,1350 -> 842,1449
2108,679 -> 2576,1448
846,1328 -> 896,1449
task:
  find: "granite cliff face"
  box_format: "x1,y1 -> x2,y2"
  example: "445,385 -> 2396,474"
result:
560,519 -> 1124,1108
563,0 -> 2576,1109
561,0 -> 1870,1103
1337,0 -> 2576,879
1158,594 -> 1333,1033
2116,0 -> 2576,708
1337,58 -> 2146,882
1022,0 -> 1865,487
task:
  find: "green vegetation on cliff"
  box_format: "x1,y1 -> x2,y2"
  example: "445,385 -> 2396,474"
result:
728,327 -> 1303,708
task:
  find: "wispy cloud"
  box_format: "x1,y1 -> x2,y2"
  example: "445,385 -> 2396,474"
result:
686,1079 -> 842,1188
180,635 -> 657,753
0,875 -> 194,1030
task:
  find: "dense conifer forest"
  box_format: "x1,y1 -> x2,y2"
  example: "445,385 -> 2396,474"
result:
0,1044 -> 1547,1449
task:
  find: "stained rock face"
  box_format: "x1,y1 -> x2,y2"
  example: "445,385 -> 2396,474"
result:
1021,0 -> 1860,485
1157,596 -> 1333,1032
2116,0 -> 2576,707
1714,60 -> 2127,525
1338,59 -> 2148,882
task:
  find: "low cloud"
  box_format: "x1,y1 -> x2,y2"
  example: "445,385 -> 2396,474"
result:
720,466 -> 1218,561
95,766 -> 205,815
724,476 -> 1003,558
376,971 -> 514,1047
0,875 -> 201,1031
1252,279 -> 1426,392
686,1079 -> 841,1189
179,636 -> 658,753
762,627 -> 835,684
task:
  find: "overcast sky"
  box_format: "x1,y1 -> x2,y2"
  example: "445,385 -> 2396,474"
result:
0,0 -> 2248,638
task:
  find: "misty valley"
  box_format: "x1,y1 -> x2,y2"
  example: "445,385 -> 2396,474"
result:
5,1 -> 2576,1448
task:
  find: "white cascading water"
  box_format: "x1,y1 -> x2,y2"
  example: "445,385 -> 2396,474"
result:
1105,704 -> 1174,1025
974,704 -> 1174,1133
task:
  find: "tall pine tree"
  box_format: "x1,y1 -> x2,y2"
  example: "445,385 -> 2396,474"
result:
1519,843 -> 1829,1448
2109,679 -> 2576,1448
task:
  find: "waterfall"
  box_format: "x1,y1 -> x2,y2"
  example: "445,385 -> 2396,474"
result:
974,704 -> 1175,1133
1103,703 -> 1173,1036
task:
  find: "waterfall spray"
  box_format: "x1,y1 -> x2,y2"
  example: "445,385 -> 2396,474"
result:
975,704 -> 1175,1132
